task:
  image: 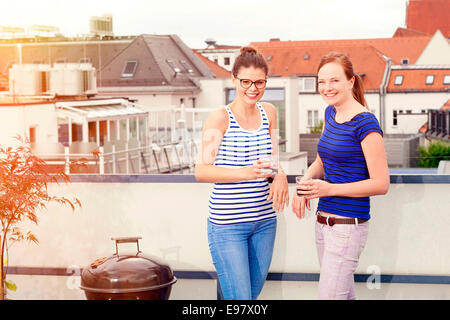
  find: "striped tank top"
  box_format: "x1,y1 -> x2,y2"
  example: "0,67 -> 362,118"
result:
208,102 -> 277,225
317,105 -> 383,220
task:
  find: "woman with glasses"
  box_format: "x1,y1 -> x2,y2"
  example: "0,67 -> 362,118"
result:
195,46 -> 289,300
292,52 -> 389,299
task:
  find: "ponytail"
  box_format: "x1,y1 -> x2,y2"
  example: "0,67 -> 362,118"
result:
353,74 -> 367,108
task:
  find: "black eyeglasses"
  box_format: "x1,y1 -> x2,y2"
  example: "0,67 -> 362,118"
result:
236,77 -> 267,89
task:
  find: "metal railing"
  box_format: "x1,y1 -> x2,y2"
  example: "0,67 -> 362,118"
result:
34,140 -> 198,175
427,109 -> 450,140
32,105 -> 217,174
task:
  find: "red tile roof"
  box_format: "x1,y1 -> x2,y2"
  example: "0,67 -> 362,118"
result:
251,36 -> 431,66
250,39 -> 431,91
193,50 -> 231,79
442,99 -> 450,110
388,69 -> 450,92
393,27 -> 432,38
407,0 -> 450,38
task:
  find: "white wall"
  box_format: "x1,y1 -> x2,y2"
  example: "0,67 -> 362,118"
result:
385,92 -> 449,134
415,30 -> 450,65
298,93 -> 381,134
0,103 -> 57,147
5,177 -> 450,300
197,78 -> 230,109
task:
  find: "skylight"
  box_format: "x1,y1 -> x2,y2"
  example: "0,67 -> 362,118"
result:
394,75 -> 403,85
179,60 -> 194,74
443,75 -> 450,85
166,59 -> 181,74
121,60 -> 138,78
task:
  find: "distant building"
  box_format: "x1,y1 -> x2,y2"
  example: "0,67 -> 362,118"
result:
97,34 -> 215,109
196,39 -> 241,72
0,34 -> 215,109
90,14 -> 113,37
405,0 -> 450,38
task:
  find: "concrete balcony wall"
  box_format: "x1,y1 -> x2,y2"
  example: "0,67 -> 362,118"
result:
4,175 -> 450,300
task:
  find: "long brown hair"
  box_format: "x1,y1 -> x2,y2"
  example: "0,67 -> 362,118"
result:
317,52 -> 367,108
232,46 -> 269,77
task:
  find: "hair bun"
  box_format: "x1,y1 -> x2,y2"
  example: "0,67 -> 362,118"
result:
240,46 -> 257,55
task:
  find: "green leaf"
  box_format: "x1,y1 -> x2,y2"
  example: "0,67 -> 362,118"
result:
5,280 -> 17,291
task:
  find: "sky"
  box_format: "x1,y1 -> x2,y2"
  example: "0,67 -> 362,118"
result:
0,0 -> 408,48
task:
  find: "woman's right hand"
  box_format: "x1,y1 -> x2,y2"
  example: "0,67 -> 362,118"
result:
292,192 -> 310,219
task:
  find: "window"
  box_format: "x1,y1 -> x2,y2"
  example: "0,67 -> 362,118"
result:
307,110 -> 319,127
394,75 -> 403,85
393,110 -> 398,126
29,127 -> 36,143
121,60 -> 138,78
40,71 -> 48,92
401,58 -> 409,65
425,75 -> 434,85
299,77 -> 316,92
79,57 -> 91,64
443,75 -> 450,85
224,57 -> 230,66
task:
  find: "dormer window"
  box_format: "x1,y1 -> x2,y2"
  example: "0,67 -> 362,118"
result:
425,75 -> 434,85
394,75 -> 403,85
401,58 -> 409,65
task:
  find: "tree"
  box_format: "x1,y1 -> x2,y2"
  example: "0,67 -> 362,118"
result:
418,141 -> 450,168
0,137 -> 81,299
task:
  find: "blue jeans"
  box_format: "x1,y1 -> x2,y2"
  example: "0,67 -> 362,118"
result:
207,218 -> 277,300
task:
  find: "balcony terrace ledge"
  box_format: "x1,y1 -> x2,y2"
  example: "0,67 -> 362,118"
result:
4,174 -> 450,300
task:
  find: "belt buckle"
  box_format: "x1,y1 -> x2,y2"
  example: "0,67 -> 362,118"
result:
326,216 -> 335,226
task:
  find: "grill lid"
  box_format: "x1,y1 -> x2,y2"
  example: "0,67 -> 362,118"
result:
80,237 -> 176,293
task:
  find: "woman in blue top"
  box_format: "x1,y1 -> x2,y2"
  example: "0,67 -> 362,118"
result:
195,47 -> 289,299
292,52 -> 389,300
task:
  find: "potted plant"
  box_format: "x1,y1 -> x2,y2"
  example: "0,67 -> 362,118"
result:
0,137 -> 81,300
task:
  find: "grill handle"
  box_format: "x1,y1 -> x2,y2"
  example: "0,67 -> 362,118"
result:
111,237 -> 142,255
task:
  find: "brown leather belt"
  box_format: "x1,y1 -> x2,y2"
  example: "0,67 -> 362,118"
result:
316,213 -> 368,226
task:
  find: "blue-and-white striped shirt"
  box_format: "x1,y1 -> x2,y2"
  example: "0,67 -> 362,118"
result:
208,102 -> 276,225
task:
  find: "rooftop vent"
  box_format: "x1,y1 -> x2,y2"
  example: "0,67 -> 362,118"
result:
205,38 -> 217,47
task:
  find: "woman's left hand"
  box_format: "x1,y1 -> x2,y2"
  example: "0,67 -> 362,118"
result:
267,173 -> 289,212
296,179 -> 333,200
